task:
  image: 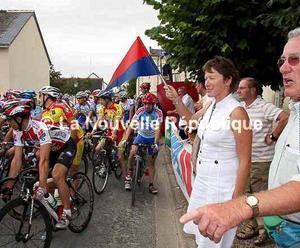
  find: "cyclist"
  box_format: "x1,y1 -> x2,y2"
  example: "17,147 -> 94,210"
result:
18,89 -> 43,119
135,82 -> 151,111
91,91 -> 125,175
39,86 -> 84,177
122,93 -> 162,193
119,92 -> 135,125
74,91 -> 95,131
62,93 -> 75,109
2,99 -> 75,229
91,89 -> 102,118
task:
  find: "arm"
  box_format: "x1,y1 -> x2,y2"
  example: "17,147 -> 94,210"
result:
164,85 -> 194,122
123,126 -> 133,141
180,181 -> 300,243
0,116 -> 6,128
8,145 -> 23,179
231,107 -> 252,198
167,109 -> 177,115
154,123 -> 161,144
3,128 -> 13,143
38,143 -> 51,189
129,105 -> 135,122
271,111 -> 289,138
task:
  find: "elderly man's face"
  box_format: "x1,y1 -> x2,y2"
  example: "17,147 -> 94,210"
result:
279,36 -> 300,101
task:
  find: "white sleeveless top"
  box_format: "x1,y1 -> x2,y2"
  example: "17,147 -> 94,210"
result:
197,94 -> 241,160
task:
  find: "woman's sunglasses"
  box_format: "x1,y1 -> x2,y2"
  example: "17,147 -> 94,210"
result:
277,54 -> 300,69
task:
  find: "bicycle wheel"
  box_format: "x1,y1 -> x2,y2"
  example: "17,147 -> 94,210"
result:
68,172 -> 94,233
79,154 -> 89,176
0,157 -> 10,180
113,161 -> 122,179
0,177 -> 17,204
0,197 -> 52,248
131,159 -> 141,206
92,151 -> 109,194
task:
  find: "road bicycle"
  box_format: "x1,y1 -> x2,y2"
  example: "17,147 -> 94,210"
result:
91,131 -> 122,194
0,167 -> 94,248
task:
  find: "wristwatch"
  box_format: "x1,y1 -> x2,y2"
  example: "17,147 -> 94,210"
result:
269,133 -> 278,142
246,195 -> 259,218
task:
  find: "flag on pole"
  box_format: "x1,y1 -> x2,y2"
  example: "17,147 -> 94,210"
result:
106,36 -> 160,91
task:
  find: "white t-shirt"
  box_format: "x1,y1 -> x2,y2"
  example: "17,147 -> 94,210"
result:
179,94 -> 195,127
242,97 -> 282,162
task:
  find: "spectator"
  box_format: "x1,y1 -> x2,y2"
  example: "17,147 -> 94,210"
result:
194,80 -> 211,111
167,86 -> 195,140
180,27 -> 300,248
236,77 -> 288,245
165,56 -> 252,248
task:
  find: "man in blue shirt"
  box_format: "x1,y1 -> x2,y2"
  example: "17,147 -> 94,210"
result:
122,93 -> 162,194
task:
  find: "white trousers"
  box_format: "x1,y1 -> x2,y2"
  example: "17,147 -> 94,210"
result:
183,157 -> 239,248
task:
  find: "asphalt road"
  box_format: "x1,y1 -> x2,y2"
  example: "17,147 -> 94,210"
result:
52,166 -> 157,248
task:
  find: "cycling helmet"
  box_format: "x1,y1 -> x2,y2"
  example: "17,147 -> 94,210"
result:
92,89 -> 102,96
39,86 -> 62,99
99,91 -> 113,100
85,90 -> 91,95
76,91 -> 88,99
62,94 -> 70,101
140,82 -> 151,90
2,99 -> 31,131
5,89 -> 22,99
142,93 -> 157,104
18,89 -> 37,100
2,99 -> 31,117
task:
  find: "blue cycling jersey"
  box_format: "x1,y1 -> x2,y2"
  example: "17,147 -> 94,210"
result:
132,106 -> 163,139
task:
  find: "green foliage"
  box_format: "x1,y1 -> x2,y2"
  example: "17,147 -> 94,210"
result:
144,0 -> 300,89
124,78 -> 137,98
49,65 -> 62,85
51,78 -> 93,95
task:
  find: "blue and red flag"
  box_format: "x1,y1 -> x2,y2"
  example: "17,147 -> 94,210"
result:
106,36 -> 160,91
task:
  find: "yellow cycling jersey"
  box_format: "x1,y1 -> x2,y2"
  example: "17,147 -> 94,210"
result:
98,103 -> 123,122
42,102 -> 84,140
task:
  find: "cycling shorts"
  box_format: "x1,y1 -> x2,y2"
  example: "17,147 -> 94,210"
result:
132,134 -> 158,156
50,138 -> 77,169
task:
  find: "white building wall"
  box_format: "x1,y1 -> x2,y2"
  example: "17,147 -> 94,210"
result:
0,48 -> 9,95
8,16 -> 50,92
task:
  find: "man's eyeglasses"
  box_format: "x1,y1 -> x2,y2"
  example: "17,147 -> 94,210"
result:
277,54 -> 300,69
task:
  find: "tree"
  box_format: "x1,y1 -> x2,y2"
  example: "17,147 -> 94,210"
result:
125,78 -> 137,98
144,0 -> 300,89
49,65 -> 62,85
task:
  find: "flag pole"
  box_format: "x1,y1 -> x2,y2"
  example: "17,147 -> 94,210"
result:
159,74 -> 169,87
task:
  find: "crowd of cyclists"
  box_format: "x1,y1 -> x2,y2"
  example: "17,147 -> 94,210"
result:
0,82 -> 163,245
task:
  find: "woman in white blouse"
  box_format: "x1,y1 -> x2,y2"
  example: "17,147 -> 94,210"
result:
165,56 -> 252,248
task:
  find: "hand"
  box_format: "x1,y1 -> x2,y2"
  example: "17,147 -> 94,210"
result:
264,134 -> 274,145
111,133 -> 118,141
180,198 -> 251,243
164,85 -> 179,103
152,143 -> 159,154
120,139 -> 128,148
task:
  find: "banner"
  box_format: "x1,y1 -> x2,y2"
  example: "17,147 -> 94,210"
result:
167,122 -> 195,200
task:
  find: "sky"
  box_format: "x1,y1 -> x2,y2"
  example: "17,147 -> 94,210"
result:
1,0 -> 160,82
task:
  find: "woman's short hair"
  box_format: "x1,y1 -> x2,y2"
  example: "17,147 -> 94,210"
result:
202,56 -> 240,92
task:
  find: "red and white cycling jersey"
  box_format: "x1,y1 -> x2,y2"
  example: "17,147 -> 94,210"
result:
13,118 -> 71,152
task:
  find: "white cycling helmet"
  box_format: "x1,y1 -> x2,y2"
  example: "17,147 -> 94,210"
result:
39,86 -> 62,99
76,91 -> 88,99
